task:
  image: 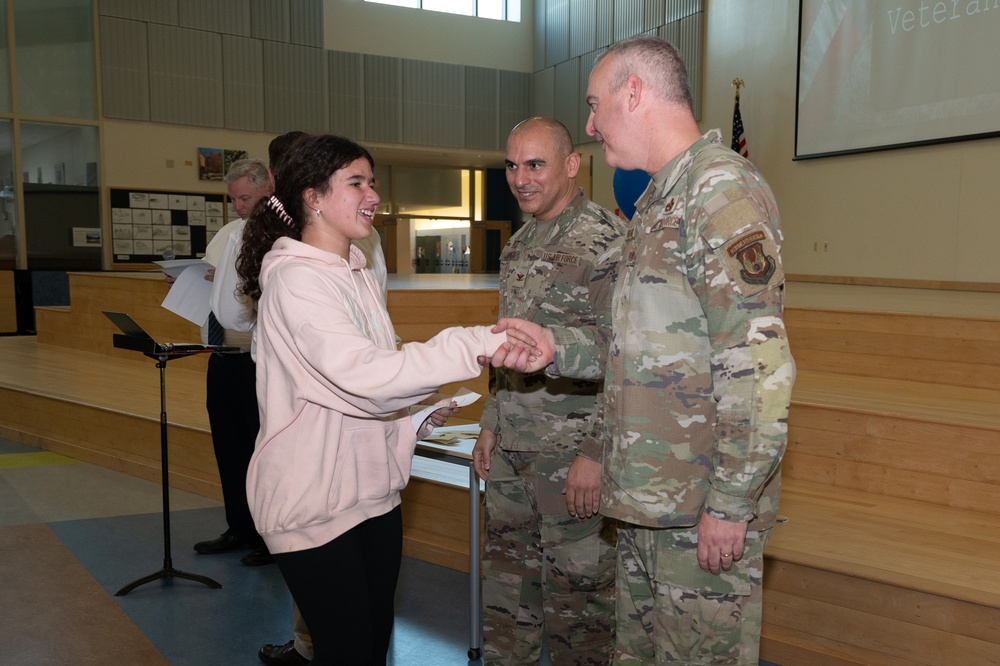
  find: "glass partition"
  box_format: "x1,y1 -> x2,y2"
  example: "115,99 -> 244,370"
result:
0,120 -> 15,268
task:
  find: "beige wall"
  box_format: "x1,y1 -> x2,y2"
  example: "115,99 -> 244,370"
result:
102,119 -> 273,193
580,0 -> 999,285
323,0 -> 534,73
701,0 -> 999,284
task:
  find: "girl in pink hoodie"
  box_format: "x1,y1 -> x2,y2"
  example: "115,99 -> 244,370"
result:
236,135 -> 514,665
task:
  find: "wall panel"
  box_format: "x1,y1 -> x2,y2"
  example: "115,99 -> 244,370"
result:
402,60 -> 464,148
328,50 -> 364,139
554,59 -> 580,144
262,42 -> 328,134
147,25 -> 224,127
532,67 -> 556,120
289,0 -> 323,47
465,67 -> 499,151
499,71 -> 532,138
222,35 -> 265,131
364,54 -> 402,144
577,50 -> 600,139
177,0 -> 251,36
545,0 -> 569,69
99,0 -> 178,24
675,12 -> 703,120
250,0 -> 289,43
569,0 -> 596,58
100,17 -> 150,121
613,0 -> 644,42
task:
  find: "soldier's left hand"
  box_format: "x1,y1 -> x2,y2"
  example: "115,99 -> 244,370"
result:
696,513 -> 747,574
563,455 -> 602,518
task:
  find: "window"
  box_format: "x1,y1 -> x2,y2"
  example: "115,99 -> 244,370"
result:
365,0 -> 520,22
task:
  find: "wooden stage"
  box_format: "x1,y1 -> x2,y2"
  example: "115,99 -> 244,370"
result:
0,271 -> 998,665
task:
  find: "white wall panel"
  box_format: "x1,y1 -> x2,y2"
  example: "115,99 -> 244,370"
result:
99,0 -> 178,24
251,0 -> 289,42
100,17 -> 150,121
675,12 -> 703,120
499,71 -> 531,139
545,0 -> 569,69
569,0 -> 595,59
577,49 -> 600,139
402,60 -> 464,148
465,67 -> 499,151
613,0 -> 643,42
644,0 -> 666,30
328,50 -> 364,140
147,24 -> 224,127
177,0 -> 251,36
595,0 -> 614,50
262,41 -> 328,134
532,67 -> 555,120
554,59 -> 580,144
222,35 -> 265,131
289,0 -> 323,47
666,0 -> 702,22
364,54 -> 402,144
534,0 -> 546,73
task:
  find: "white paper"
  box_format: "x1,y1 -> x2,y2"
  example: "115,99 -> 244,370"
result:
155,258 -> 206,279
160,262 -> 213,325
410,388 -> 481,436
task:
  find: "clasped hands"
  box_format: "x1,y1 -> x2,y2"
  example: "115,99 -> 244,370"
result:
479,318 -> 556,372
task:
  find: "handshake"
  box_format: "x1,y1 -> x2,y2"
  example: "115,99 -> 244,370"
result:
479,318 -> 556,373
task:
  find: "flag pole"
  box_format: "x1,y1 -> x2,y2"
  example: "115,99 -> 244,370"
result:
730,78 -> 748,159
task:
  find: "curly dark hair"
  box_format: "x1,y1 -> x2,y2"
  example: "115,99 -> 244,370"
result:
236,135 -> 374,302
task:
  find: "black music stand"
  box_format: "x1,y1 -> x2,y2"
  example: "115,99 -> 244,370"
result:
103,311 -> 239,596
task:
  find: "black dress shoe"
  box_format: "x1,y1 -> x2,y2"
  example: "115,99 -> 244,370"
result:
259,639 -> 309,665
193,531 -> 252,554
241,547 -> 275,566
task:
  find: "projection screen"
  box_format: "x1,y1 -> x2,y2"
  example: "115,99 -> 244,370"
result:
795,0 -> 1000,159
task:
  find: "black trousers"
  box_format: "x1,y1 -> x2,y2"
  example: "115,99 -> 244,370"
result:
273,506 -> 403,666
205,351 -> 260,539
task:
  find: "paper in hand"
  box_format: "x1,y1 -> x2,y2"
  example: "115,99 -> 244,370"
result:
160,262 -> 213,325
410,388 -> 481,436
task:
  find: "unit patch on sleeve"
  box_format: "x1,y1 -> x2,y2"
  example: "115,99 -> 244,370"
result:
728,230 -> 775,285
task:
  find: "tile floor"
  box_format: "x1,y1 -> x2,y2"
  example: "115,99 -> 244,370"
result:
0,436 -> 484,665
0,436 -> 779,665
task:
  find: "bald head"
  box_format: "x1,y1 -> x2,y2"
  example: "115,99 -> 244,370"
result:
509,117 -> 574,158
505,117 -> 581,222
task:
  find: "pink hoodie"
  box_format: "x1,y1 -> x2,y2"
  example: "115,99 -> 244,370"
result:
248,237 -> 506,554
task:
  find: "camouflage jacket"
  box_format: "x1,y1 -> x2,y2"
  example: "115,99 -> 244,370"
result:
550,131 -> 795,530
480,190 -> 626,459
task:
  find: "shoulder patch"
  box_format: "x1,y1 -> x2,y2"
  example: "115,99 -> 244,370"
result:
726,230 -> 776,285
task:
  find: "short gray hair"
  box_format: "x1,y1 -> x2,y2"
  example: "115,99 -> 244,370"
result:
224,158 -> 270,190
596,35 -> 693,111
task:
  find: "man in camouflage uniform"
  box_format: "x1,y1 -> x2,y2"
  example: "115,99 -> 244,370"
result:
492,36 -> 795,665
472,117 -> 625,665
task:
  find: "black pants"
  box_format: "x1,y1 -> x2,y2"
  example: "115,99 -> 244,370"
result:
205,352 -> 260,539
273,506 -> 403,666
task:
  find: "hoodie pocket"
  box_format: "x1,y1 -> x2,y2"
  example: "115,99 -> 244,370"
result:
331,423 -> 396,511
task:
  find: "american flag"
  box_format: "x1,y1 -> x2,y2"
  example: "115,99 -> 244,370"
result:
731,96 -> 748,158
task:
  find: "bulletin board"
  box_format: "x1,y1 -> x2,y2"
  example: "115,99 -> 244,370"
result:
108,188 -> 229,265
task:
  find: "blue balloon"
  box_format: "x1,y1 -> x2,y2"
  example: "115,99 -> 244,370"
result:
612,168 -> 651,220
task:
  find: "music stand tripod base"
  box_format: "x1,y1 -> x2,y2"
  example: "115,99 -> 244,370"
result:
101,312 -> 237,596
115,352 -> 225,596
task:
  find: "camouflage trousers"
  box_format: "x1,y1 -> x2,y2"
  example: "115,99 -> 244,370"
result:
482,447 -> 617,666
614,525 -> 770,665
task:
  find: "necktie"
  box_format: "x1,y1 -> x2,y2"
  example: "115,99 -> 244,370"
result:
207,311 -> 225,346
